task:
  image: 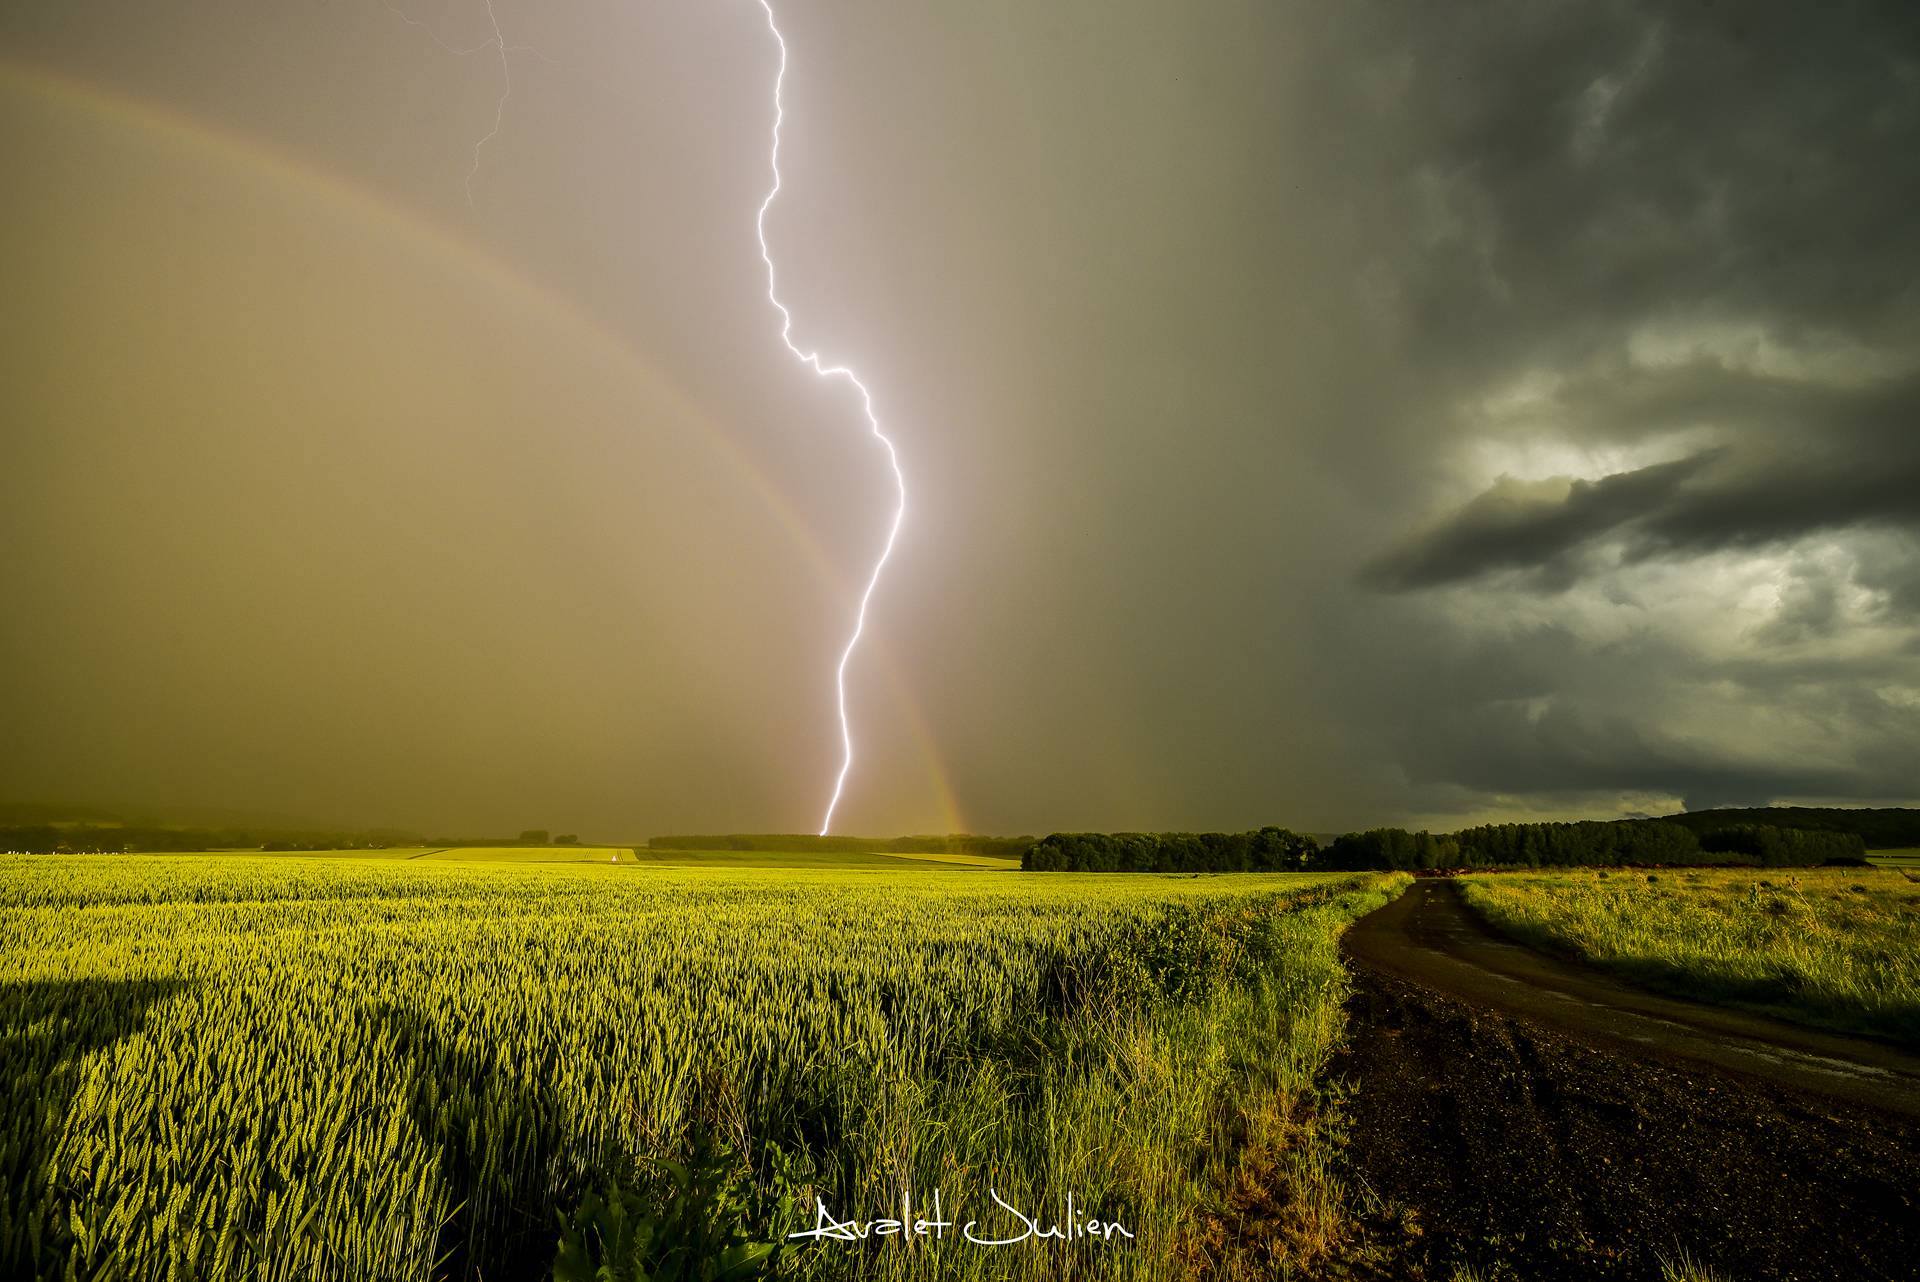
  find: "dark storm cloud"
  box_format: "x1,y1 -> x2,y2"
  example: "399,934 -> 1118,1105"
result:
1308,0 -> 1920,817
1631,407 -> 1920,562
1856,533 -> 1920,618
1402,697 -> 1858,814
1362,452 -> 1717,591
1375,620 -> 1920,815
1365,376 -> 1920,592
1345,0 -> 1920,379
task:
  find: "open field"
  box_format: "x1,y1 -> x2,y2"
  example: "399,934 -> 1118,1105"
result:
112,846 -> 1024,871
0,855 -> 1402,1281
1869,847 -> 1920,869
1458,867 -> 1920,1045
858,850 -> 1025,869
612,848 -> 1022,871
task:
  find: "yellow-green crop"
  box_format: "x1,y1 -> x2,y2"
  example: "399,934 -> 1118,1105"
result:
0,856 -> 1402,1281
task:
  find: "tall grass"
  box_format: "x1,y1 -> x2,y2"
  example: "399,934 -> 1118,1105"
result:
1459,868 -> 1920,1045
0,857 -> 1403,1281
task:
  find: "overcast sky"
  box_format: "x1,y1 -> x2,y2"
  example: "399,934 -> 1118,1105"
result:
2,1 -> 1916,838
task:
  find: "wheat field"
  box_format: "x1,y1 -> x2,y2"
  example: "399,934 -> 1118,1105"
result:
0,854 -> 1401,1281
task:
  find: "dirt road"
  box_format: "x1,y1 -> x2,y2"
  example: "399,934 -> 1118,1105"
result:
1332,880 -> 1920,1281
1344,879 -> 1920,1117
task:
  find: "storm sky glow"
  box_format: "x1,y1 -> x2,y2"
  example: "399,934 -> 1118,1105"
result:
1,0 -> 1917,839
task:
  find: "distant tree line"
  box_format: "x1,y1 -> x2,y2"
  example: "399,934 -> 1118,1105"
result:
1022,828 -> 1318,872
0,824 -> 423,854
1333,819 -> 1855,869
1450,820 -> 1702,867
1023,814 -> 1874,873
1657,806 -> 1920,850
1698,823 -> 1867,864
648,833 -> 1037,860
1314,828 -> 1462,870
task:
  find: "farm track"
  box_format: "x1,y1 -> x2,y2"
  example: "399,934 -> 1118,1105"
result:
1332,880 -> 1920,1280
1345,880 -> 1920,1114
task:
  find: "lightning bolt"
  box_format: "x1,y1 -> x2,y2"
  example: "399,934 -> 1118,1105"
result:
382,0 -> 904,835
467,0 -> 508,205
751,0 -> 907,836
379,0 -> 515,205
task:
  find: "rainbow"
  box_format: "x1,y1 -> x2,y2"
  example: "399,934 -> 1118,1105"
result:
0,59 -> 964,835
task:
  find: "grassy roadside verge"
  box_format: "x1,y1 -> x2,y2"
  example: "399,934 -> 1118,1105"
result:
1458,868 -> 1920,1046
1165,871 -> 1411,1278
